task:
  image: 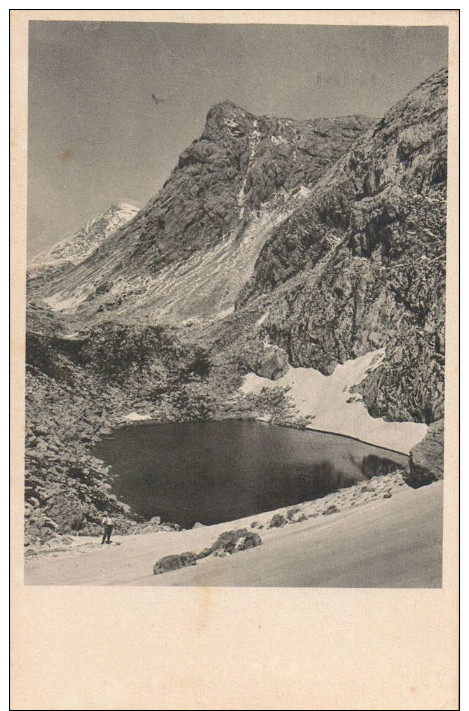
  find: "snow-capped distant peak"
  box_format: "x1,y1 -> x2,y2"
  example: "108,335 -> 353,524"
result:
29,202 -> 140,271
112,201 -> 140,216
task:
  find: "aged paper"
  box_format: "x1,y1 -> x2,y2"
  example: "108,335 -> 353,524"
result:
11,10 -> 459,709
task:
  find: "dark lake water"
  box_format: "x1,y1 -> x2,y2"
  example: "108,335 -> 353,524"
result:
93,421 -> 408,528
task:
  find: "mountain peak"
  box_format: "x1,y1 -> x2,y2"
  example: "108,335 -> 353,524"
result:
207,99 -> 250,115
29,202 -> 140,272
109,201 -> 140,216
203,101 -> 256,138
211,99 -> 242,110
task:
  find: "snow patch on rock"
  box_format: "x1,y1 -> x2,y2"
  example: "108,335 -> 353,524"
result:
123,412 -> 152,422
29,202 -> 139,271
240,349 -> 427,453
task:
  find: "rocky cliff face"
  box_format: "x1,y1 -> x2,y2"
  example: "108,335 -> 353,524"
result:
237,68 -> 447,424
405,419 -> 444,488
29,105 -> 372,324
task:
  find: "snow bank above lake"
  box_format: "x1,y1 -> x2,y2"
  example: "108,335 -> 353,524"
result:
240,349 -> 427,454
122,412 -> 152,422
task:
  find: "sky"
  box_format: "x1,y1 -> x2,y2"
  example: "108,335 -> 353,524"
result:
27,21 -> 448,256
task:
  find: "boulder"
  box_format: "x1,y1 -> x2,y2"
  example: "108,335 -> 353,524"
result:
323,504 -> 339,515
153,551 -> 197,575
294,513 -> 308,523
196,547 -> 213,560
210,528 -> 263,555
153,529 -> 263,575
254,345 -> 289,381
405,419 -> 444,488
268,513 -> 287,528
286,507 -> 301,521
235,532 -> 262,551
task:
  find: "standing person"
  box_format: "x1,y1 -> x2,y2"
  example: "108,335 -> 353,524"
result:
101,511 -> 114,545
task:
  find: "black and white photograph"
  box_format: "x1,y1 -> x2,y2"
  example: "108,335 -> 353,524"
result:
22,17 -> 451,590
11,10 -> 460,711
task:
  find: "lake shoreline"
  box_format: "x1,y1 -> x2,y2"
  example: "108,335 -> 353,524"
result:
115,416 -> 412,456
25,467 -> 410,563
93,420 -> 408,528
25,350 -> 420,544
25,475 -> 445,589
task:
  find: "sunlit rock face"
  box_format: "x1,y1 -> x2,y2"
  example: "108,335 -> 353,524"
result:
238,68 -> 447,424
28,102 -> 372,324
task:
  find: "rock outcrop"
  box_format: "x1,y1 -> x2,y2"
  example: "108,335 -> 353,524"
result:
209,528 -> 262,554
153,551 -> 198,575
243,342 -> 290,381
405,419 -> 444,487
238,68 -> 447,424
153,528 -> 263,575
29,106 -> 372,324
